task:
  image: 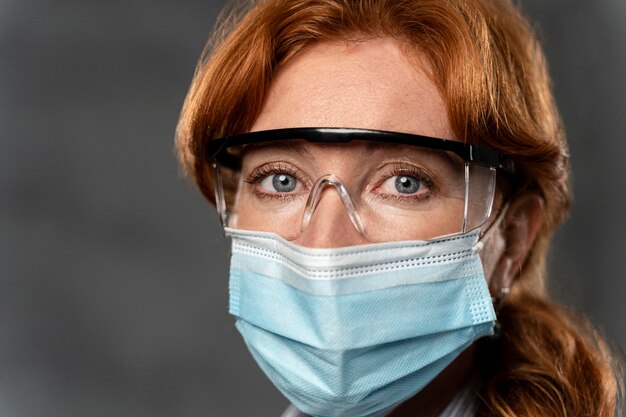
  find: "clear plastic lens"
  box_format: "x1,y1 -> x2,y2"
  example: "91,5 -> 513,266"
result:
213,140 -> 497,242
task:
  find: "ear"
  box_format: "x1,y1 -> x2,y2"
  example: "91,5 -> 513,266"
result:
489,193 -> 544,294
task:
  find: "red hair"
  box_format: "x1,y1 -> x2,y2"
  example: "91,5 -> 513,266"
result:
176,1 -> 623,415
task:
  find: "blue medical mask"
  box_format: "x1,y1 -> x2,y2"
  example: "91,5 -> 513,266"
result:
226,227 -> 496,417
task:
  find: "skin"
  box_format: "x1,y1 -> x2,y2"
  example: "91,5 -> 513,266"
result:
244,38 -> 459,245
243,38 -> 543,416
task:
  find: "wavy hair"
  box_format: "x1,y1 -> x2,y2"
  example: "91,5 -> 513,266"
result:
176,0 -> 623,415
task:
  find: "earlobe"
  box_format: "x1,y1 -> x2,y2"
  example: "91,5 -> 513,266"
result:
490,193 -> 544,293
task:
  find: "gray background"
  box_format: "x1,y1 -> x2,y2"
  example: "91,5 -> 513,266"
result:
1,0 -> 624,416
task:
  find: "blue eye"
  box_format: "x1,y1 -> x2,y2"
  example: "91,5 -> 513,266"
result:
395,175 -> 421,194
261,173 -> 298,192
273,174 -> 297,192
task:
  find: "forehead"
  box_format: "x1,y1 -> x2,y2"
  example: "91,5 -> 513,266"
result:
250,37 -> 454,141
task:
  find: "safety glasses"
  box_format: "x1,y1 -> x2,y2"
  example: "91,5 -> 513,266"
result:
209,128 -> 515,242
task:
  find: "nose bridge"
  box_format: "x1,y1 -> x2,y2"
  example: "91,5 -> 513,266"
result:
297,175 -> 366,247
301,175 -> 365,235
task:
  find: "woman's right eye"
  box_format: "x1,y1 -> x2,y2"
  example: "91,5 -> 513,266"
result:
244,163 -> 308,197
260,173 -> 300,193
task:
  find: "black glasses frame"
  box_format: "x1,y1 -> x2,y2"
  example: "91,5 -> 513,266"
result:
208,127 -> 516,174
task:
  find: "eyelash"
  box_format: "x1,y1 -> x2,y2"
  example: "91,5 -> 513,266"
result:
371,164 -> 436,201
244,163 -> 309,199
243,162 -> 436,201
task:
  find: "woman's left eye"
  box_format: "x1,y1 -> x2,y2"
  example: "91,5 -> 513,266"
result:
393,175 -> 421,194
380,174 -> 425,196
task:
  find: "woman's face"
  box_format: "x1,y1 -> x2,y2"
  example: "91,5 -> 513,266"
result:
237,38 -> 482,249
227,38 -> 518,408
233,39 -> 500,254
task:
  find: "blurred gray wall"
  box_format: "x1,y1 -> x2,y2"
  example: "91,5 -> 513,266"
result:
1,0 -> 624,416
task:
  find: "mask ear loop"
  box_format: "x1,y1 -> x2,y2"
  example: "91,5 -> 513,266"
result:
490,286 -> 511,338
474,200 -> 511,304
475,199 -> 512,338
473,196 -> 510,254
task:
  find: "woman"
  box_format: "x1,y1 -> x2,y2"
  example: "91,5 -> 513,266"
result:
176,0 -> 623,416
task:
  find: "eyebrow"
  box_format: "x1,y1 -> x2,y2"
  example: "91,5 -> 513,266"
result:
364,141 -> 399,151
366,141 -> 463,174
242,140 -> 312,158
